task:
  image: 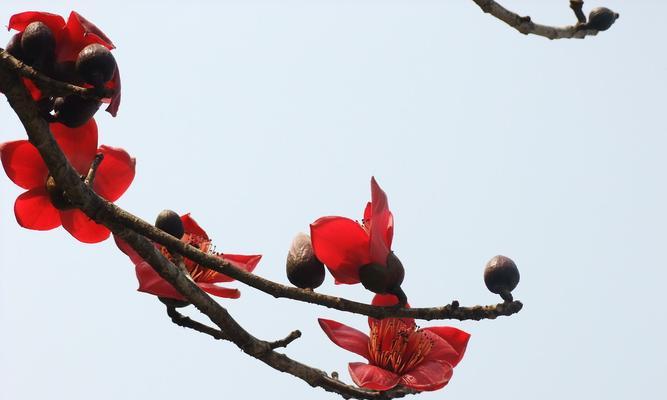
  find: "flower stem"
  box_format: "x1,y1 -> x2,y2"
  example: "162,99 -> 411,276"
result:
84,153 -> 104,186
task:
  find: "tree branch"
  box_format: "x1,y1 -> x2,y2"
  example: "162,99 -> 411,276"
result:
471,0 -> 616,39
0,60 -> 438,400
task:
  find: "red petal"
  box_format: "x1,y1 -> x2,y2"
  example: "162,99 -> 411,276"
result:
22,78 -> 43,101
348,363 -> 400,391
181,213 -> 209,240
60,209 -> 110,243
57,11 -> 114,62
105,68 -> 121,117
310,216 -> 371,284
67,11 -> 115,48
113,235 -> 149,265
14,188 -> 61,230
368,294 -> 414,328
318,319 -> 371,360
8,12 -> 66,36
197,283 -> 241,299
204,254 -> 262,283
369,177 -> 393,265
93,145 -> 135,202
419,330 -> 458,365
400,360 -> 453,392
1,140 -> 48,189
135,261 -> 185,301
51,119 -> 98,175
422,327 -> 470,367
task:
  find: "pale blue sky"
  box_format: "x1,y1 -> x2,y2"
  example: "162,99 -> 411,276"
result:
1,1 -> 665,399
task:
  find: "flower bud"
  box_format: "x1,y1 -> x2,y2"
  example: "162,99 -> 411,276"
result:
587,7 -> 619,31
155,210 -> 184,239
286,233 -> 325,289
359,252 -> 405,294
484,255 -> 520,301
20,22 -> 55,65
53,95 -> 101,127
76,44 -> 116,87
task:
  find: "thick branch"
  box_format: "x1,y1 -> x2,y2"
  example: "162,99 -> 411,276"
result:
471,0 -> 611,39
0,48 -> 113,100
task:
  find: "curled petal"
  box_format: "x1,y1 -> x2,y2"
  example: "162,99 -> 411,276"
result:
318,319 -> 370,360
113,235 -> 147,265
104,68 -> 121,116
422,327 -> 470,367
197,283 -> 241,299
369,177 -> 393,265
51,119 -> 98,175
8,11 -> 66,37
400,360 -> 453,392
418,330 -> 458,365
93,145 -> 135,202
205,254 -> 262,284
136,261 -> 185,300
348,363 -> 400,391
1,140 -> 48,189
181,213 -> 209,240
66,11 -> 114,48
60,209 -> 110,243
14,188 -> 61,230
310,216 -> 371,284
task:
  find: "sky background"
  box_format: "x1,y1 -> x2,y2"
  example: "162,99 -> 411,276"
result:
1,1 -> 665,399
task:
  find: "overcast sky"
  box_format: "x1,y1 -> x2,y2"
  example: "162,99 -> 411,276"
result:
1,1 -> 665,399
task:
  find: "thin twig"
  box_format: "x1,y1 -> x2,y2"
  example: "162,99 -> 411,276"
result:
84,153 -> 104,186
570,1 -> 587,24
471,0 -> 614,39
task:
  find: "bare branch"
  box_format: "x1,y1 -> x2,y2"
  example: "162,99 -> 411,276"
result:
471,0 -> 616,39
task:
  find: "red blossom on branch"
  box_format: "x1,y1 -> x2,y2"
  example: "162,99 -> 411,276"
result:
318,294 -> 470,392
0,118 -> 135,243
114,214 -> 261,301
310,177 -> 396,284
8,11 -> 121,116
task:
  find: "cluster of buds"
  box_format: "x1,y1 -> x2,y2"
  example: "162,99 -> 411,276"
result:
6,11 -> 121,126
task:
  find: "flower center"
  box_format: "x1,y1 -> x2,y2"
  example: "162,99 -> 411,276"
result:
368,319 -> 434,374
159,233 -> 219,282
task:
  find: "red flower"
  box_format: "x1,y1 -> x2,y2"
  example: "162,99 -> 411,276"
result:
8,11 -> 121,116
0,119 -> 135,243
310,177 -> 394,284
318,294 -> 470,392
114,214 -> 261,301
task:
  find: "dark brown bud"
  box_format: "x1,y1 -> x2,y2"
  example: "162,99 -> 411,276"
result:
53,95 -> 101,127
286,233 -> 325,289
53,61 -> 85,85
359,252 -> 405,294
21,22 -> 55,64
76,44 -> 116,87
484,255 -> 520,301
45,176 -> 74,210
587,7 -> 619,31
155,210 -> 184,239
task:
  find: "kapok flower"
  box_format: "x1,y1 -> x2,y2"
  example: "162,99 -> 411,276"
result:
8,11 -> 121,116
318,294 -> 470,392
0,118 -> 135,243
114,214 -> 261,301
310,177 -> 401,292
